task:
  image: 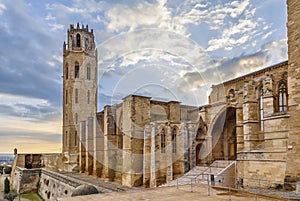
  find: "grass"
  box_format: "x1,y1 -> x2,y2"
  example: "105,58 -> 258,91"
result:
21,193 -> 44,201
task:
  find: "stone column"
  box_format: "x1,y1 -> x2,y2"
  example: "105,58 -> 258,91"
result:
93,113 -> 104,177
85,116 -> 94,175
236,102 -> 244,153
150,123 -> 157,188
242,80 -> 259,151
79,121 -> 86,173
181,122 -> 190,172
188,123 -> 197,169
143,125 -> 151,187
166,125 -> 173,183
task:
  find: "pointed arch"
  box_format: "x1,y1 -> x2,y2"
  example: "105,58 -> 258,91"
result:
257,85 -> 264,131
76,33 -> 81,47
161,127 -> 166,153
75,61 -> 80,78
172,126 -> 178,153
278,80 -> 288,112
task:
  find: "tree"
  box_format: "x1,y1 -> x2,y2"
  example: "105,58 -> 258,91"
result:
4,177 -> 10,194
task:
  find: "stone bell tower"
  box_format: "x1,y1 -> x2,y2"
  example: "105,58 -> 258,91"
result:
62,23 -> 98,171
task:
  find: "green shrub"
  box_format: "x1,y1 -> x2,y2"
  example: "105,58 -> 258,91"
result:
3,190 -> 18,201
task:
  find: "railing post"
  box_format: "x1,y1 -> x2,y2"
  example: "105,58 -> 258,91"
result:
177,178 -> 178,189
191,178 -> 193,192
207,174 -> 210,196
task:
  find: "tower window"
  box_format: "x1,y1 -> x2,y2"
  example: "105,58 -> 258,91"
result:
75,131 -> 78,147
75,113 -> 78,124
75,88 -> 78,103
65,90 -> 68,105
278,81 -> 288,112
65,131 -> 68,147
161,128 -> 166,153
87,65 -> 91,80
66,63 -> 68,79
87,90 -> 90,104
258,86 -> 264,131
76,33 -> 81,47
172,127 -> 177,153
75,62 -> 80,78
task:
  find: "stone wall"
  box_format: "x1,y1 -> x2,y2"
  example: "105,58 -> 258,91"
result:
11,167 -> 41,194
39,170 -> 77,201
286,0 -> 300,190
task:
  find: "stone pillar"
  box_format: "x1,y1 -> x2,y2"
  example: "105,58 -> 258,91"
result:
143,125 -> 151,187
122,95 -> 151,187
103,106 -> 117,180
79,121 -> 86,173
85,116 -> 94,175
242,80 -> 259,151
93,113 -> 104,177
150,123 -> 157,188
285,0 -> 300,190
262,73 -> 274,117
236,90 -> 244,153
181,122 -> 189,172
166,125 -> 173,183
188,123 -> 197,169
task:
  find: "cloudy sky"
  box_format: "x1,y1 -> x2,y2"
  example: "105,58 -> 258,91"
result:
0,0 -> 287,153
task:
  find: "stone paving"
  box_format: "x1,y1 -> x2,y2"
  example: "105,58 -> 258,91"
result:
60,183 -> 276,201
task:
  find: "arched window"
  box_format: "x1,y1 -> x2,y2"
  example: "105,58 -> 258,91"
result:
76,33 -> 81,47
87,90 -> 90,104
172,127 -> 177,153
74,130 -> 78,147
229,89 -> 235,98
65,63 -> 68,79
75,88 -> 78,103
258,86 -> 264,131
75,113 -> 78,124
65,131 -> 68,147
278,81 -> 288,112
87,65 -> 91,80
75,62 -> 80,78
161,128 -> 166,153
65,90 -> 68,105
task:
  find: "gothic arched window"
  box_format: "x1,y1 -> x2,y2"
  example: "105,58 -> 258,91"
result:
258,86 -> 264,131
75,88 -> 78,104
76,33 -> 81,47
278,81 -> 288,112
75,113 -> 78,124
75,62 -> 80,78
87,65 -> 91,80
161,128 -> 166,153
66,63 -> 68,79
172,127 -> 177,153
74,130 -> 78,147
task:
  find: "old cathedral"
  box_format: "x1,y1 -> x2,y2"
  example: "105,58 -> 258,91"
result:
11,0 -> 300,195
61,0 -> 300,189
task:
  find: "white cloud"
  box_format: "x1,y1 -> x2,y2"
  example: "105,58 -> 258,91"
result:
0,3 -> 6,14
45,13 -> 55,21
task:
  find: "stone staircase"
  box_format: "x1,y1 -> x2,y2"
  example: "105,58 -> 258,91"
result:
163,160 -> 234,187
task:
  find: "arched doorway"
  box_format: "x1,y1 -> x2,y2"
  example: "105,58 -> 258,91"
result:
211,107 -> 237,161
196,142 -> 207,165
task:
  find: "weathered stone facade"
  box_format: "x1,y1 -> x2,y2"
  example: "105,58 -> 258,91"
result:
62,23 -> 98,172
62,0 -> 300,189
